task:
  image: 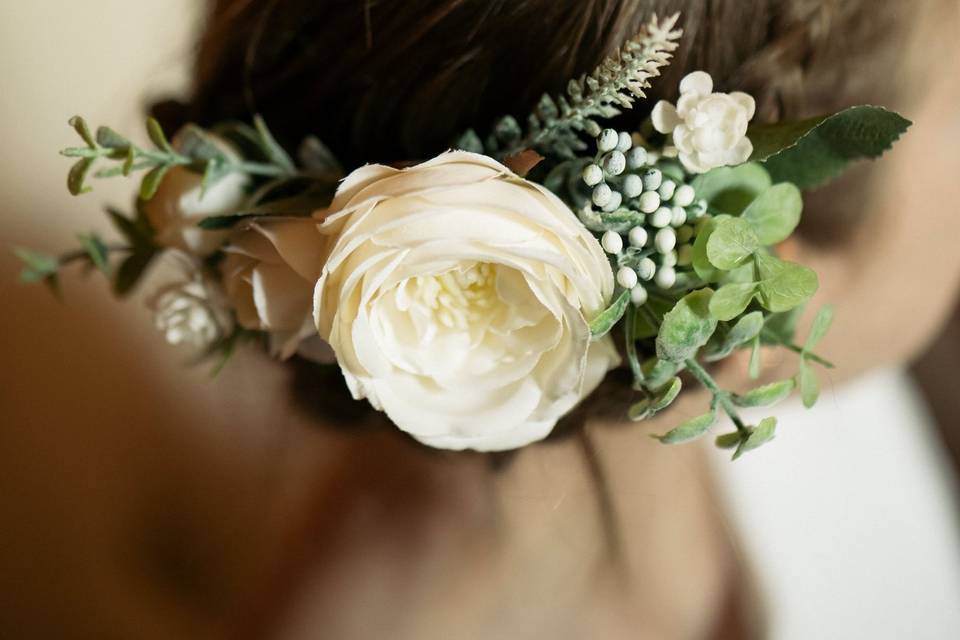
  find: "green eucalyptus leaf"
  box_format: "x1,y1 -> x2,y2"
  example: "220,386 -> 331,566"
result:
630,376 -> 683,421
706,217 -> 759,270
589,289 -> 630,339
67,157 -> 95,195
656,289 -> 718,363
106,207 -> 145,246
756,253 -> 818,313
454,128 -> 485,154
177,125 -> 227,163
95,126 -> 130,150
654,410 -> 717,444
254,114 -> 296,173
709,282 -> 758,321
691,217 -> 720,282
798,360 -> 820,408
749,334 -> 762,379
762,306 -> 805,345
804,305 -> 834,353
691,162 -> 772,215
114,248 -> 157,297
77,233 -> 110,274
68,116 -> 97,148
749,106 -> 912,189
705,311 -> 764,362
741,183 -> 803,245
715,432 -> 743,450
733,379 -> 795,408
733,417 -> 777,459
641,358 -> 685,390
139,165 -> 170,200
121,145 -> 136,176
146,117 -> 174,152
14,248 -> 60,283
298,135 -> 344,176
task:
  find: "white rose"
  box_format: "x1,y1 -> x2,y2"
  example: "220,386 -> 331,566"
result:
143,134 -> 250,256
148,275 -> 232,350
221,217 -> 328,358
651,71 -> 756,174
314,151 -> 620,451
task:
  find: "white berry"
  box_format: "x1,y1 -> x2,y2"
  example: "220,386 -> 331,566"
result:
655,227 -> 677,254
592,183 -> 612,207
626,147 -> 648,169
637,257 -> 656,281
602,150 -> 626,176
616,131 -> 633,152
655,265 -> 677,289
628,225 -> 648,247
630,284 -> 649,306
638,191 -> 661,213
598,128 -> 619,152
622,174 -> 643,198
673,184 -> 695,207
670,206 -> 687,227
660,250 -> 678,267
650,207 -> 672,228
601,230 -> 623,254
642,169 -> 663,191
658,180 -> 677,201
582,163 -> 603,186
617,266 -> 639,289
602,190 -> 623,212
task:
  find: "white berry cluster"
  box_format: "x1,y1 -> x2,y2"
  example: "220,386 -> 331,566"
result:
581,128 -> 707,306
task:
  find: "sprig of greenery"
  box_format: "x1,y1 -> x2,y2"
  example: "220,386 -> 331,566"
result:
60,115 -> 296,199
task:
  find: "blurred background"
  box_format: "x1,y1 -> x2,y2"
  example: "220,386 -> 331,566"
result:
1,2 -> 959,639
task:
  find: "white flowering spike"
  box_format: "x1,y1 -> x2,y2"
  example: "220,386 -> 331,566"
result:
617,266 -> 639,289
582,163 -> 603,186
637,257 -> 657,281
622,174 -> 643,198
626,147 -> 648,169
670,206 -> 687,227
617,131 -> 633,152
673,184 -> 696,207
655,265 -> 677,289
598,128 -> 619,152
601,230 -> 624,254
642,168 -> 663,191
601,190 -> 623,212
654,227 -> 677,254
630,284 -> 649,306
628,225 -> 648,248
603,150 -> 627,176
651,71 -> 756,174
592,183 -> 612,207
658,179 -> 676,201
650,206 -> 672,228
638,191 -> 661,213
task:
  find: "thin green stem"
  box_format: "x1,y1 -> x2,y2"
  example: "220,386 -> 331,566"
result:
624,305 -> 644,385
760,328 -> 835,368
685,358 -> 748,434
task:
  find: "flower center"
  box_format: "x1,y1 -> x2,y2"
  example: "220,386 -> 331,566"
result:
408,262 -> 500,330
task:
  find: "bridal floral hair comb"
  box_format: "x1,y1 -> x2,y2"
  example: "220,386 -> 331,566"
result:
18,14 -> 910,454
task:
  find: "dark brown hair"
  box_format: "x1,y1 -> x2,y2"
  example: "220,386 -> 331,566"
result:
156,0 -> 919,431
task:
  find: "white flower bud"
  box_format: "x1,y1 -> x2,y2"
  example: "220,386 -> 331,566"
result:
598,128 -> 619,153
638,191 -> 661,214
626,147 -> 648,169
601,190 -> 623,212
655,265 -> 677,289
642,169 -> 663,191
670,206 -> 687,227
582,163 -> 603,187
617,265 -> 639,289
650,207 -> 672,228
622,174 -> 643,199
658,180 -> 677,201
630,284 -> 649,306
617,131 -> 633,153
677,244 -> 694,266
673,184 -> 695,207
637,257 -> 657,281
676,225 -> 694,244
601,230 -> 623,254
592,183 -> 612,207
628,225 -> 648,248
655,227 -> 677,254
602,150 -> 626,176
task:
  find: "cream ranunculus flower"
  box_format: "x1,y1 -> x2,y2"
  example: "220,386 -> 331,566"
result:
143,134 -> 250,256
148,274 -> 232,350
651,70 -> 756,174
314,151 -> 620,451
221,217 -> 328,358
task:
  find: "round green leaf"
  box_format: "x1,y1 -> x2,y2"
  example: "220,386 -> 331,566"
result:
654,411 -> 718,444
798,360 -> 820,408
691,217 -> 721,282
704,311 -> 765,362
733,417 -> 777,459
741,183 -> 803,245
733,379 -> 795,408
709,282 -> 758,321
706,217 -> 760,270
804,305 -> 834,353
589,289 -> 630,339
756,253 -> 818,312
691,162 -> 772,214
656,289 -> 718,363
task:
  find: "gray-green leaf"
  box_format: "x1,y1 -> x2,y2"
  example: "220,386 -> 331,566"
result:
656,289 -> 718,363
709,282 -> 758,321
589,289 -> 630,339
733,379 -> 795,408
77,233 -> 110,274
705,311 -> 764,362
804,305 -> 834,353
628,376 -> 682,422
749,106 -> 911,189
139,165 -> 170,200
67,157 -> 95,196
654,410 -> 717,444
756,253 -> 818,313
733,417 -> 777,459
741,183 -> 803,245
691,162 -> 772,215
798,360 -> 820,408
706,217 -> 759,270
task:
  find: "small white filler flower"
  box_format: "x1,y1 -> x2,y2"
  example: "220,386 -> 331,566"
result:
651,71 -> 756,174
149,276 -> 232,350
